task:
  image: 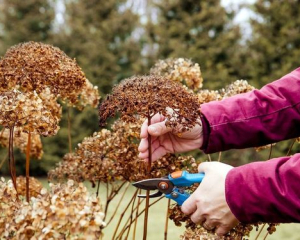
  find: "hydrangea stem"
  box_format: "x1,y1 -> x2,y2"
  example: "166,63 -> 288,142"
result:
8,126 -> 17,192
26,132 -> 31,202
143,112 -> 152,240
68,108 -> 72,153
164,199 -> 171,240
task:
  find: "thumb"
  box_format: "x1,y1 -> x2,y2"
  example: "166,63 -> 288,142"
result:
198,162 -> 212,173
181,193 -> 197,215
148,121 -> 171,137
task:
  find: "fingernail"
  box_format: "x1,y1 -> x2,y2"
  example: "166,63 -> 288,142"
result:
148,126 -> 157,134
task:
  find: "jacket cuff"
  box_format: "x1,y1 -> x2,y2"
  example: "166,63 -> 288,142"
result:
200,114 -> 210,152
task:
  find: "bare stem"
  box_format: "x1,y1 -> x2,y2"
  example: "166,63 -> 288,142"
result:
118,197 -> 164,237
112,190 -> 138,240
263,232 -> 269,240
143,112 -> 152,240
268,144 -> 273,160
164,199 -> 171,240
0,152 -> 8,170
255,223 -> 266,240
133,189 -> 142,240
104,181 -> 127,221
106,182 -> 130,226
68,108 -> 72,153
217,152 -> 222,162
124,188 -> 138,239
8,126 -> 17,192
96,179 -> 101,197
286,139 -> 296,156
25,132 -> 31,202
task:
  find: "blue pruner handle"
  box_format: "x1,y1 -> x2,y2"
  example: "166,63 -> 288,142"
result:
166,171 -> 205,206
168,171 -> 205,187
165,188 -> 190,206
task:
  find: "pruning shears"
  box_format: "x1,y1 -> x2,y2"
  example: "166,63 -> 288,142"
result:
132,171 -> 205,206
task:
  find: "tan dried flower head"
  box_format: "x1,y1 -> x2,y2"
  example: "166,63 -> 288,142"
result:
197,90 -> 221,104
0,89 -> 61,136
150,58 -> 203,91
16,176 -> 43,198
255,143 -> 276,152
99,75 -> 201,133
0,41 -> 88,106
0,128 -> 43,159
50,117 -> 200,184
78,79 -> 101,109
220,80 -> 255,99
0,178 -> 105,239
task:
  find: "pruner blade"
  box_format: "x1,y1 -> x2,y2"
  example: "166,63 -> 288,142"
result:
132,177 -> 173,199
138,190 -> 163,198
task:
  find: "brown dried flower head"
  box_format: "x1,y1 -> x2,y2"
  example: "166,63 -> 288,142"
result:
0,89 -> 61,136
99,75 -> 201,133
0,128 -> 43,159
0,41 -> 94,106
0,178 -> 105,239
150,58 -> 203,91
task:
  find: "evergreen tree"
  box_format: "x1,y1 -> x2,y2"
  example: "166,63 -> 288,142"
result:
245,0 -> 300,87
53,0 -> 144,94
146,0 -> 241,89
0,0 -> 54,55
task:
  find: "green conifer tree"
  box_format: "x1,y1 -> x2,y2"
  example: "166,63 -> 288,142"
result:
146,0 -> 241,89
245,0 -> 300,87
0,0 -> 54,55
53,0 -> 143,94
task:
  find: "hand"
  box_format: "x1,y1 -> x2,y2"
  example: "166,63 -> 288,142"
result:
138,113 -> 203,162
181,162 -> 239,236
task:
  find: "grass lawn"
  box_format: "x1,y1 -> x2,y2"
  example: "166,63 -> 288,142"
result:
36,179 -> 300,239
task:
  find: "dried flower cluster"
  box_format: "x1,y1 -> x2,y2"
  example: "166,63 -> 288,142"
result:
0,41 -> 87,106
16,176 -> 44,198
50,115 -> 202,185
197,90 -> 221,104
0,128 -> 43,159
255,143 -> 276,152
220,80 -> 255,99
0,178 -> 105,239
99,75 -> 201,133
0,89 -> 61,136
150,58 -> 203,91
79,79 -> 101,109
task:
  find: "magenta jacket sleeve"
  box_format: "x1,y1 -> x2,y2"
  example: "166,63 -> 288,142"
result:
199,67 -> 300,223
226,154 -> 300,223
200,67 -> 300,153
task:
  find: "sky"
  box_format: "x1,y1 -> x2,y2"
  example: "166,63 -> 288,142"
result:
221,0 -> 257,39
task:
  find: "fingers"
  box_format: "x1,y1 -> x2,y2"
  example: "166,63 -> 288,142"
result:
140,119 -> 148,138
181,194 -> 197,215
148,121 -> 171,137
198,162 -> 211,173
215,224 -> 232,236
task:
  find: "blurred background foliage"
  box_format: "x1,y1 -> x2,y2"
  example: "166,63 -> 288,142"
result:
0,0 -> 300,176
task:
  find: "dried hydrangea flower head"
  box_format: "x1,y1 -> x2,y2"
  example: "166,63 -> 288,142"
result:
0,178 -> 105,239
220,80 -> 255,99
0,41 -> 97,106
0,128 -> 43,159
79,79 -> 101,109
16,176 -> 43,198
0,89 -> 61,136
197,90 -> 221,104
99,75 -> 201,133
150,58 -> 203,91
